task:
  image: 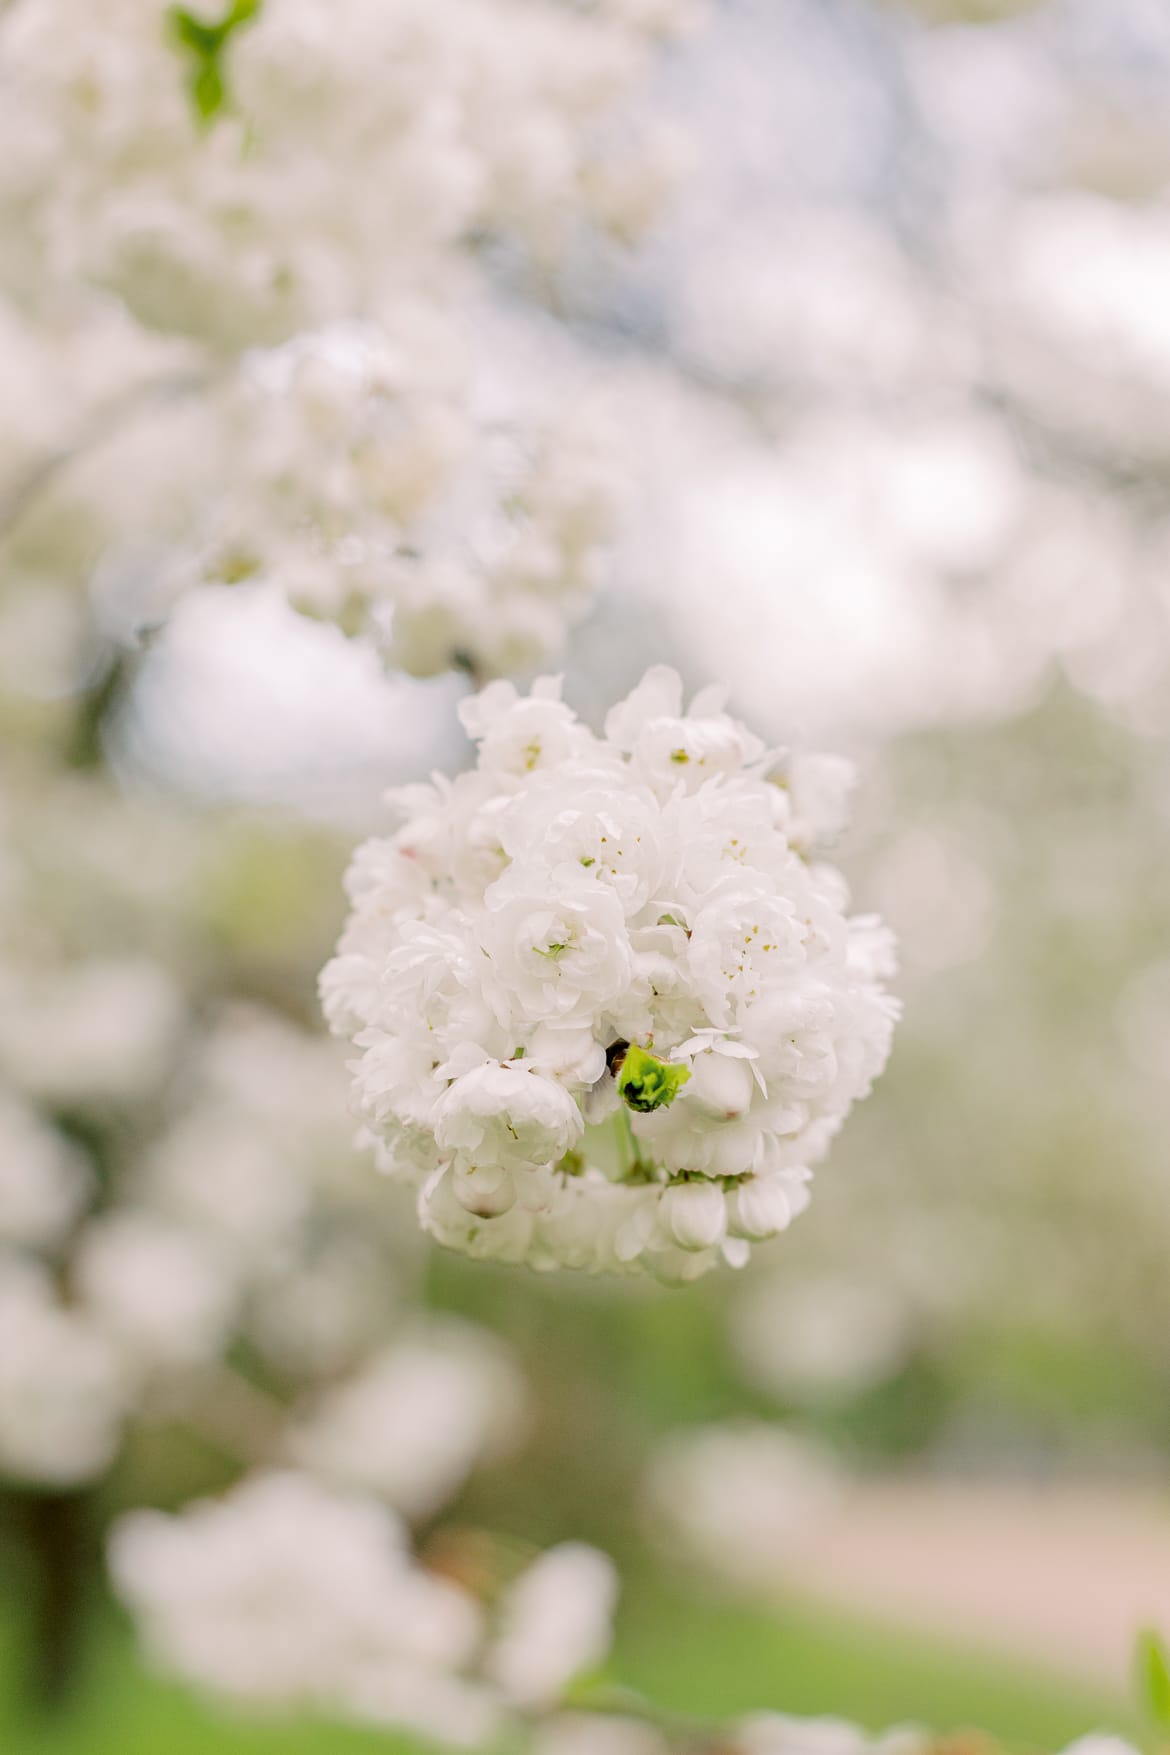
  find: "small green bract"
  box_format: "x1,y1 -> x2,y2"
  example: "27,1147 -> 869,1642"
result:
616,1043 -> 691,1114
167,0 -> 262,123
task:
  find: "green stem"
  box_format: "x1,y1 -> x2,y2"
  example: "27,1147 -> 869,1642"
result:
616,1110 -> 652,1184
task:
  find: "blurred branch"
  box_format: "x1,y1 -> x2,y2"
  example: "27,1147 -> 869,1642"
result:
63,649 -> 133,772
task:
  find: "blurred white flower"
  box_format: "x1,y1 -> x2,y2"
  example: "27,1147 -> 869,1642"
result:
0,0 -> 681,350
644,1423 -> 845,1593
287,1318 -> 528,1518
136,1008 -> 352,1267
74,1212 -> 239,1369
344,1663 -> 504,1750
142,1109 -> 311,1262
246,1234 -> 400,1378
110,322 -> 625,684
0,1253 -> 131,1485
0,958 -> 184,1107
0,1090 -> 90,1250
487,1543 -> 619,1709
732,1715 -> 925,1755
1056,1740 -> 1143,1755
109,1471 -> 482,1724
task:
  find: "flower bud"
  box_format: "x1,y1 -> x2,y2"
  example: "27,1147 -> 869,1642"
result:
660,1179 -> 726,1252
616,1043 -> 690,1113
727,1175 -> 792,1242
452,1162 -> 517,1218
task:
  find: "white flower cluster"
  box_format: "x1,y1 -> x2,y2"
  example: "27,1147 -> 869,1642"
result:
0,763 -> 536,1496
110,1470 -> 619,1747
0,0 -> 687,686
322,667 -> 898,1280
0,0 -> 691,352
126,320 -> 623,679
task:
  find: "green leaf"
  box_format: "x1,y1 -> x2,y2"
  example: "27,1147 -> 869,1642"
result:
190,57 -> 226,120
617,1043 -> 691,1114
1136,1627 -> 1170,1729
166,0 -> 263,125
170,11 -> 219,54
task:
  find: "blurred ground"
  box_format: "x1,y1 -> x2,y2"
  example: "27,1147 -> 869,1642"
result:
781,1481 -> 1170,1688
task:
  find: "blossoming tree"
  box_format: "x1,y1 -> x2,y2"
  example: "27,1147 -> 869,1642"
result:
1,2 -> 1165,1753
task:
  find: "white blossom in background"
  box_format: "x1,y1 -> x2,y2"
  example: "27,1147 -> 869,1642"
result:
1055,1740 -> 1143,1755
74,1212 -> 240,1371
287,1318 -> 528,1517
0,958 -> 185,1107
0,1089 -> 90,1250
0,0 -> 690,351
536,1716 -> 929,1755
108,318 -> 626,681
132,1003 -> 430,1384
643,1423 -> 845,1594
487,1543 -> 619,1709
109,1471 -> 490,1739
730,1716 -> 926,1755
322,667 -> 897,1279
245,1232 -> 402,1380
136,1005 -> 351,1268
0,763 -> 536,1510
0,0 -> 690,691
0,285 -> 627,695
0,1253 -> 132,1485
0,766 -> 415,1488
109,1470 -> 621,1745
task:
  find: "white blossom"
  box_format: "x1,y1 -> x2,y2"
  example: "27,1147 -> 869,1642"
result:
0,958 -> 185,1107
435,1061 -> 585,1175
726,1174 -> 795,1243
659,1178 -> 727,1252
323,668 -> 897,1278
118,322 -> 625,682
487,1543 -> 619,1709
1055,1740 -> 1142,1755
731,1716 -> 925,1755
0,0 -> 683,351
109,1471 -> 483,1730
74,1212 -> 240,1370
287,1318 -> 528,1517
0,1253 -> 131,1485
0,1090 -> 90,1250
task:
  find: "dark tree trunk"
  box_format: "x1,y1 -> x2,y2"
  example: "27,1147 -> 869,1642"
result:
17,1488 -> 93,1713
